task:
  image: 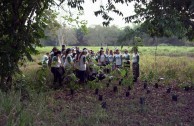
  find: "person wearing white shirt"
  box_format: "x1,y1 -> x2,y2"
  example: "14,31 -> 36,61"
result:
51,51 -> 63,88
98,50 -> 106,66
63,48 -> 74,70
78,49 -> 88,84
113,49 -> 122,68
123,49 -> 130,68
42,53 -> 49,67
132,47 -> 140,82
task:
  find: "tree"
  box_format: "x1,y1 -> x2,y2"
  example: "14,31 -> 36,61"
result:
124,0 -> 194,40
0,0 -> 86,91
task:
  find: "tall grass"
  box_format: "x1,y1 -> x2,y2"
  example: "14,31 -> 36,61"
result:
0,46 -> 194,125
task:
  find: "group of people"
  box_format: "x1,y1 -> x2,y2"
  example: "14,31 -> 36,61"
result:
41,45 -> 139,89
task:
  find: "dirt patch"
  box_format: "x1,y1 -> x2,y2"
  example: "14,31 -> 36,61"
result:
51,81 -> 194,125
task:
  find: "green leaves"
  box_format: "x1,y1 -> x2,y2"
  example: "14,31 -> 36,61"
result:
128,0 -> 194,40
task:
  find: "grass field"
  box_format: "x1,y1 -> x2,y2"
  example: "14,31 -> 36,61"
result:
1,46 -> 194,126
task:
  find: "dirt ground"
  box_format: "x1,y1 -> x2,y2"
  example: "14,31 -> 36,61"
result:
52,80 -> 194,126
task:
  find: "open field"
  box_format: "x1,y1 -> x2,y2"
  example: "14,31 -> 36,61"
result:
1,46 -> 194,126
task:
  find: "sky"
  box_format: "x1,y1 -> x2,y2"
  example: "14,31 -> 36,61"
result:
55,0 -> 135,28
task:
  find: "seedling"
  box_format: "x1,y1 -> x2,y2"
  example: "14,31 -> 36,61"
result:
126,92 -> 130,97
99,95 -> 103,101
155,83 -> 159,88
101,101 -> 107,109
172,94 -> 178,101
166,88 -> 171,93
95,88 -> 99,95
113,86 -> 118,92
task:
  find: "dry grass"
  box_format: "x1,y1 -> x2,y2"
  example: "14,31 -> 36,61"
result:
0,46 -> 194,126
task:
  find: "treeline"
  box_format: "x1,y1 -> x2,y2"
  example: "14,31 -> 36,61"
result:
41,25 -> 193,46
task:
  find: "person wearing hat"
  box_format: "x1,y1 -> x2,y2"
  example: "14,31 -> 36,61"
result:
132,47 -> 139,82
113,48 -> 122,68
78,48 -> 88,84
123,49 -> 130,68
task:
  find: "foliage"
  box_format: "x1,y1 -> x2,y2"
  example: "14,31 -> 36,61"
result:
0,0 -> 88,90
125,0 -> 194,40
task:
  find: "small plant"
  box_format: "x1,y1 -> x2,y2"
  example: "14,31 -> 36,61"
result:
87,79 -> 102,90
34,66 -> 51,92
67,73 -> 79,95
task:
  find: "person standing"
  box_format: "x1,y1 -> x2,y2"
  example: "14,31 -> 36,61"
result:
51,51 -> 63,89
123,49 -> 130,68
98,50 -> 106,66
78,49 -> 88,84
132,47 -> 140,82
63,48 -> 74,73
114,49 -> 122,68
61,44 -> 66,53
